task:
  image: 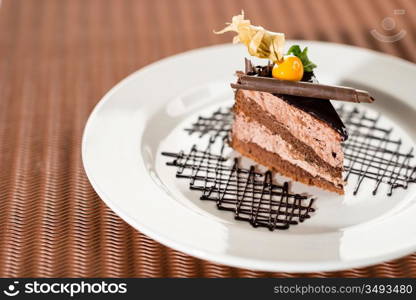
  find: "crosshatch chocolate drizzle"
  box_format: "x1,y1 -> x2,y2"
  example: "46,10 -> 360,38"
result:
162,136 -> 315,230
162,105 -> 416,230
337,105 -> 416,196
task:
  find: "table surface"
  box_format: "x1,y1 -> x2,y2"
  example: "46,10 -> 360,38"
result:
1,0 -> 416,277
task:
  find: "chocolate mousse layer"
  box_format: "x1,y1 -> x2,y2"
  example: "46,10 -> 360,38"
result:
235,90 -> 344,173
231,137 -> 345,194
231,88 -> 345,194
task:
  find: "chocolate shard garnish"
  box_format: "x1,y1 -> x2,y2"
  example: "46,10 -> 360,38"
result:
232,74 -> 375,103
244,57 -> 255,75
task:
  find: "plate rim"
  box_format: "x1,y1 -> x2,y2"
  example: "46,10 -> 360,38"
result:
82,41 -> 416,273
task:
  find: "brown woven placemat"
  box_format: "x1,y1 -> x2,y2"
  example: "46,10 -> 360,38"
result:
1,0 -> 416,277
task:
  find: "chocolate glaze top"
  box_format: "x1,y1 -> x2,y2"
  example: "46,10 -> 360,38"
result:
244,59 -> 348,140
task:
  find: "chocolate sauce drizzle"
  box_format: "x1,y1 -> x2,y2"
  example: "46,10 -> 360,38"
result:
162,136 -> 315,230
184,107 -> 233,140
162,105 -> 416,230
336,105 -> 416,196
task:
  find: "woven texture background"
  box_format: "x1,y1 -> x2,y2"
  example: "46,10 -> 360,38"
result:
1,0 -> 416,277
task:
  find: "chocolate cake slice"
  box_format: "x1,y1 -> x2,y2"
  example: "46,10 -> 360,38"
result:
230,63 -> 347,194
213,13 -> 372,194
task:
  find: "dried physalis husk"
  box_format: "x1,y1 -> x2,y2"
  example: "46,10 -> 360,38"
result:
214,11 -> 285,63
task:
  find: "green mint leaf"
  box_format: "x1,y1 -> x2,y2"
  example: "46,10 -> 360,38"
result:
286,45 -> 302,57
286,45 -> 317,72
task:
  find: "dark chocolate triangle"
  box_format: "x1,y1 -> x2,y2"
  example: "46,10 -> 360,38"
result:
277,72 -> 348,140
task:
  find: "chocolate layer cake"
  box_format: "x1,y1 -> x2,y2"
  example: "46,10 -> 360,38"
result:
230,64 -> 347,194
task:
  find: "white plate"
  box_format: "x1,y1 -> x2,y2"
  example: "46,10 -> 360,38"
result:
82,42 -> 416,272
